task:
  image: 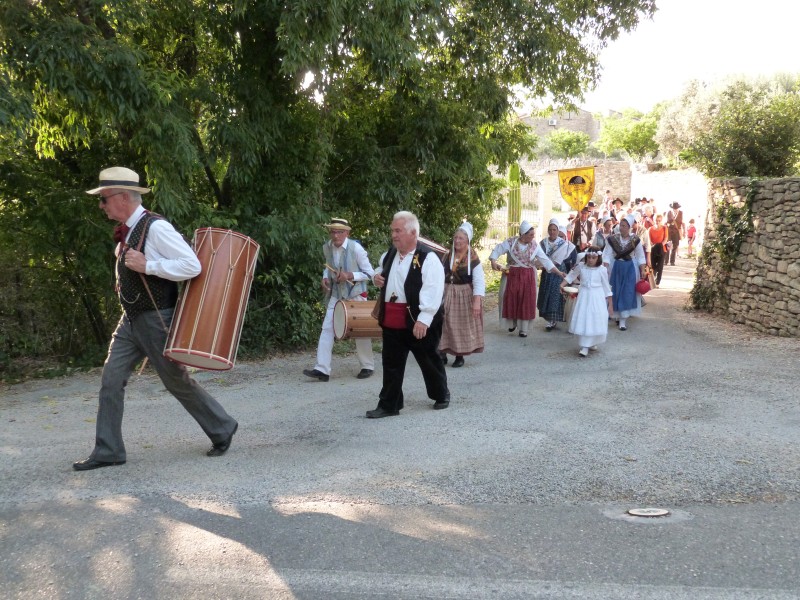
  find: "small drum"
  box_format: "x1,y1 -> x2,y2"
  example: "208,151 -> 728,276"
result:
333,300 -> 381,340
164,228 -> 260,370
562,286 -> 579,324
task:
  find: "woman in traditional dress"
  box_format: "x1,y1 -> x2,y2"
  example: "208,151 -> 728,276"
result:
593,215 -> 613,249
438,222 -> 484,368
561,247 -> 613,356
537,219 -> 577,331
489,220 -> 564,338
602,214 -> 647,331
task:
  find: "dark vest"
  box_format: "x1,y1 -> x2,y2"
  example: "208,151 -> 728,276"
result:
442,251 -> 480,286
571,217 -> 594,247
377,244 -> 444,329
116,213 -> 178,319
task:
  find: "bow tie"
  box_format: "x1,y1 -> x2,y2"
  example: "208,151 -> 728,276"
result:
113,224 -> 130,244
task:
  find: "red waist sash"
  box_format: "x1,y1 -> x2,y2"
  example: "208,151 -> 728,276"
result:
383,302 -> 408,329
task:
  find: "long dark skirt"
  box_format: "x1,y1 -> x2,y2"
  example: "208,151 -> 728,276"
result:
537,269 -> 565,322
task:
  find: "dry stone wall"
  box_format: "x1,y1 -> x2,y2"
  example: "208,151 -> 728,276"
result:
697,177 -> 800,337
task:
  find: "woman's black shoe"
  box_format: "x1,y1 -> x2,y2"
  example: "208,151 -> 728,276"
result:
452,356 -> 465,368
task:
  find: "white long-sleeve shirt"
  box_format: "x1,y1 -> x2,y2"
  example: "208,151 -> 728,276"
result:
320,237 -> 375,282
469,261 -> 486,297
123,205 -> 201,281
376,249 -> 445,326
489,237 -> 557,272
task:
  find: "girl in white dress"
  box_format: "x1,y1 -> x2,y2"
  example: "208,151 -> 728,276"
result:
560,247 -> 613,357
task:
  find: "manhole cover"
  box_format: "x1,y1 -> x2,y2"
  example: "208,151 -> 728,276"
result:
627,507 -> 671,517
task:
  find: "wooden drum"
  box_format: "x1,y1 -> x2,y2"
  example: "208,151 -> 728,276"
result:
418,236 -> 448,260
333,300 -> 381,340
562,286 -> 579,325
164,228 -> 260,370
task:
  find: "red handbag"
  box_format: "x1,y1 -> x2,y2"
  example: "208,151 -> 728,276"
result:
635,278 -> 651,295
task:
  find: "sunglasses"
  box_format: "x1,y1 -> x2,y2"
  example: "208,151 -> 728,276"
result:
100,191 -> 125,204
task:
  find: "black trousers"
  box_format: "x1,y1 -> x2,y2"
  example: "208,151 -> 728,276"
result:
651,244 -> 665,284
378,323 -> 449,412
668,230 -> 680,265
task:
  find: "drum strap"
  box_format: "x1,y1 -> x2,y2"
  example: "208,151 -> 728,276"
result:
134,214 -> 170,334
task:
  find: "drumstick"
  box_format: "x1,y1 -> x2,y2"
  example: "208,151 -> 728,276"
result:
138,357 -> 148,375
325,263 -> 339,274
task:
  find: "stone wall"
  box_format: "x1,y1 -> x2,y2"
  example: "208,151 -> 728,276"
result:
696,178 -> 800,337
520,109 -> 601,142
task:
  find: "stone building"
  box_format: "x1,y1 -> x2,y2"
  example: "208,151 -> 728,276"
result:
518,108 -> 603,142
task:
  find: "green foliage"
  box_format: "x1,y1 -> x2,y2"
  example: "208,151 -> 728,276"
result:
595,109 -> 659,161
541,129 -> 590,159
690,181 -> 755,311
656,76 -> 800,176
0,0 -> 656,373
709,182 -> 755,272
684,80 -> 800,178
507,163 -> 521,238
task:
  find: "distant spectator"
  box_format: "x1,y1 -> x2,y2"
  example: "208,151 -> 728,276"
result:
686,219 -> 697,258
610,198 -> 624,220
648,214 -> 669,286
666,202 -> 685,266
593,215 -> 614,250
603,190 -> 614,212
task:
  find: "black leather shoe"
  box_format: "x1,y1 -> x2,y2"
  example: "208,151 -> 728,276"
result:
508,326 -> 516,332
439,351 -> 448,365
519,332 -> 528,338
366,407 -> 400,419
207,422 -> 238,457
433,400 -> 450,410
303,368 -> 330,382
72,457 -> 126,471
356,369 -> 374,379
452,356 -> 464,368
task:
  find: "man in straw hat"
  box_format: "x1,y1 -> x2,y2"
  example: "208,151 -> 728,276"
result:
73,167 -> 238,471
367,211 -> 450,417
303,218 -> 376,382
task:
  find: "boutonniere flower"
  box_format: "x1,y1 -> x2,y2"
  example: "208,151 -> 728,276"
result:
412,254 -> 421,269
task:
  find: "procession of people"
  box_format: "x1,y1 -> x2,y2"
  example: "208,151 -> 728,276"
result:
73,167 -> 696,469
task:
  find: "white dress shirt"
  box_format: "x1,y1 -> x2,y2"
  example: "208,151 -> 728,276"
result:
377,249 -> 445,326
124,205 -> 201,282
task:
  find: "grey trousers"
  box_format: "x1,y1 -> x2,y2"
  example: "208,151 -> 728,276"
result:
90,308 -> 238,462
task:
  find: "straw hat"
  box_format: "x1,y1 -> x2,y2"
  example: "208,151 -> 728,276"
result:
323,218 -> 352,231
86,167 -> 150,195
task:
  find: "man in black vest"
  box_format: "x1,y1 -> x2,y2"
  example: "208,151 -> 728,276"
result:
73,167 -> 238,471
368,211 -> 450,418
570,205 -> 595,252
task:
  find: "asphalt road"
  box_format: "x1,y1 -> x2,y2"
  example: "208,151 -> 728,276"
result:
2,255 -> 799,599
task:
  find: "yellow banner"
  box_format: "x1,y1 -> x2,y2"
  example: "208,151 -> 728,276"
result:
557,167 -> 595,211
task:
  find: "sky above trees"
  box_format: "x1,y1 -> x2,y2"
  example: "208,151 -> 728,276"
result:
582,0 -> 800,112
